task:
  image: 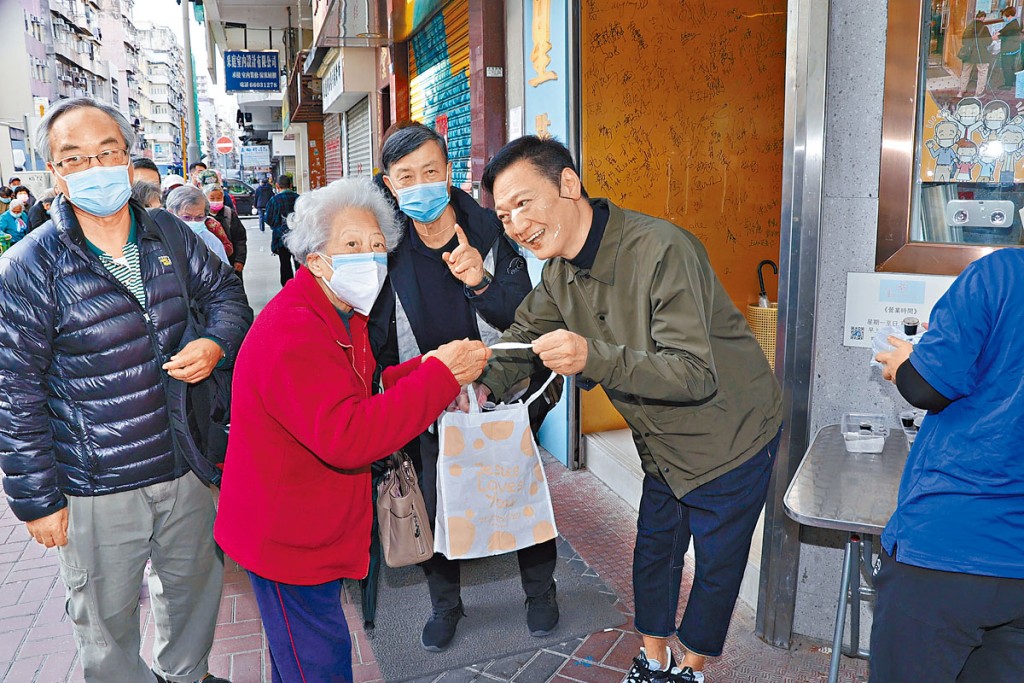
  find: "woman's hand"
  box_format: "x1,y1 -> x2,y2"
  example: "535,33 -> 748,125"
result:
425,339 -> 492,385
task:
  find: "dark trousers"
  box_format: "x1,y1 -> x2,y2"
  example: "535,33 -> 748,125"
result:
417,429 -> 557,611
258,207 -> 267,231
247,571 -> 353,683
870,547 -> 1024,682
633,431 -> 779,657
278,249 -> 295,286
1002,51 -> 1021,88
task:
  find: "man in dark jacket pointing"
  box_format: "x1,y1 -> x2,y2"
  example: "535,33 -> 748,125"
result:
0,98 -> 252,683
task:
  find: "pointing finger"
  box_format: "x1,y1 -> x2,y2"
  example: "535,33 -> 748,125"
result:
454,223 -> 469,247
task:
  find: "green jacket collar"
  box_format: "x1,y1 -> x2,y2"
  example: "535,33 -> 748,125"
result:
567,198 -> 623,285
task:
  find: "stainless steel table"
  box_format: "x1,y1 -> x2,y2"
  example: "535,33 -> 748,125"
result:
783,424 -> 910,683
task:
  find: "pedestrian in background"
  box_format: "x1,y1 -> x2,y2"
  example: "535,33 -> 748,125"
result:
202,183 -> 247,284
958,11 -> 994,97
265,174 -> 300,285
8,177 -> 35,208
132,180 -> 163,209
166,185 -> 231,265
0,197 -> 29,245
132,156 -> 162,188
254,176 -> 274,232
0,186 -> 13,215
997,6 -> 1022,89
26,189 -> 56,232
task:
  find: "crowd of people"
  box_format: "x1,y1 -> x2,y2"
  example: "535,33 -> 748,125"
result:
0,93 -> 1018,683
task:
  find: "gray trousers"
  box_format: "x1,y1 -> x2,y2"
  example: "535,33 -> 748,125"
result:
57,472 -> 223,683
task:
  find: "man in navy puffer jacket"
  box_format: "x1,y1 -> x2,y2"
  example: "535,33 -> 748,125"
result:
0,98 -> 252,683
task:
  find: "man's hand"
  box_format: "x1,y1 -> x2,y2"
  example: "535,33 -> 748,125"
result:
162,338 -> 224,384
234,262 -> 244,273
875,336 -> 914,383
532,330 -> 589,375
26,508 -> 68,548
442,225 -> 487,290
424,339 -> 492,385
445,383 -> 492,412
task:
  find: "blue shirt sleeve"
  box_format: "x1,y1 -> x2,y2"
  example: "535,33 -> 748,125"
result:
909,260 -> 993,402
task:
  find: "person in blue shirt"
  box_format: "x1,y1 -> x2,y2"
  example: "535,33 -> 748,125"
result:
873,248 -> 1024,682
0,198 -> 29,245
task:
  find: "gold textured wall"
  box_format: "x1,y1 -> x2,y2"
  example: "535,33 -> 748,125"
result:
579,1 -> 787,432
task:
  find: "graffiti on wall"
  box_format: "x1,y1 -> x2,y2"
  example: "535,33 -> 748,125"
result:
409,0 -> 472,188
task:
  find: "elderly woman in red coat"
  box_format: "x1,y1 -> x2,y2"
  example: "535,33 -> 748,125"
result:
214,177 -> 490,683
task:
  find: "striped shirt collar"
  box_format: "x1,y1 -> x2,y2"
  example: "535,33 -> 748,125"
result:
83,212 -> 137,257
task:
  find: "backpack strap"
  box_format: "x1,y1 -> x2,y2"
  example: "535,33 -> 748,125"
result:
148,208 -> 192,305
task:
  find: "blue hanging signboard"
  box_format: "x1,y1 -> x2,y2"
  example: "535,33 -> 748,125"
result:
224,51 -> 281,93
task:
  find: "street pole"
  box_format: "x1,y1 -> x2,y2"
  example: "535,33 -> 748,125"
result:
181,0 -> 201,167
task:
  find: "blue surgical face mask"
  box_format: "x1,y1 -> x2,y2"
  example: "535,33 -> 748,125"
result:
185,220 -> 207,234
56,164 -> 132,217
0,198 -> 10,204
394,177 -> 450,224
317,251 -> 388,315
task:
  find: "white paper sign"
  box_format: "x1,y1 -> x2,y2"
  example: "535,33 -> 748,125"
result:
843,272 -> 956,348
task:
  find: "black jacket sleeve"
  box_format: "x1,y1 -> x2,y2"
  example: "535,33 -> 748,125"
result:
228,208 -> 247,265
0,253 -> 65,521
895,359 -> 953,413
469,234 -> 533,331
171,213 -> 253,365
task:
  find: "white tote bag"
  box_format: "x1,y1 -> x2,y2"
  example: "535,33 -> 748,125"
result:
434,373 -> 559,560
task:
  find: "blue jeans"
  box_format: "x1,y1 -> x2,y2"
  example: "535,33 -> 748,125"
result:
247,571 -> 353,683
632,431 -> 779,656
258,207 -> 267,231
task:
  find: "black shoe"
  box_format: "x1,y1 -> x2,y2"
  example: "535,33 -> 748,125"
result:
525,583 -> 559,636
153,672 -> 231,683
623,649 -> 677,683
420,601 -> 465,651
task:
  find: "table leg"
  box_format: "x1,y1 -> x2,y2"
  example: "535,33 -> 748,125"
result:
828,535 -> 855,683
849,534 -> 861,657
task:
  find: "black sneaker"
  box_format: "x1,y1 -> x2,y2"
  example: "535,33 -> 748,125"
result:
420,601 -> 465,651
526,582 -> 559,636
153,672 -> 231,683
623,648 -> 677,683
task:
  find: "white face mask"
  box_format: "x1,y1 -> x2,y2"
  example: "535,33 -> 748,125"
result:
318,252 -> 387,315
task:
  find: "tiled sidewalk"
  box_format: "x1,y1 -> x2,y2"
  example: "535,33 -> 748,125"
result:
0,459 -> 868,683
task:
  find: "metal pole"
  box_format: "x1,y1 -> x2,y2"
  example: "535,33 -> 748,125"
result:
182,0 -> 201,166
754,0 -> 830,649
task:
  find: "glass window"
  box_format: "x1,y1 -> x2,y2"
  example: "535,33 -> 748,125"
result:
913,1 -> 1024,246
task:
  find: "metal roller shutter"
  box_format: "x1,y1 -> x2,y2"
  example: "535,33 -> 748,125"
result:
344,97 -> 372,178
408,0 -> 471,187
325,113 -> 343,183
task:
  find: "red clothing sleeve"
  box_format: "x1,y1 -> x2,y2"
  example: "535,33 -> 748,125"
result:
260,330 -> 459,470
382,355 -> 434,389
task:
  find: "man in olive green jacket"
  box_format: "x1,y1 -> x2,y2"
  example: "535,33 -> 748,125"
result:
478,137 -> 782,683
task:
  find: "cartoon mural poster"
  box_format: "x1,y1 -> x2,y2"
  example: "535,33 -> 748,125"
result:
920,89 -> 1024,183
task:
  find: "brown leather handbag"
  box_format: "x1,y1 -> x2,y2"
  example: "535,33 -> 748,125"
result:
376,452 -> 434,568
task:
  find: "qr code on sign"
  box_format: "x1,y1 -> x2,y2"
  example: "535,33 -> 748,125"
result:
850,326 -> 865,341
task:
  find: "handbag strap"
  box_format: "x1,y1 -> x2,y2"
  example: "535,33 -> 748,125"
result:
465,371 -> 559,412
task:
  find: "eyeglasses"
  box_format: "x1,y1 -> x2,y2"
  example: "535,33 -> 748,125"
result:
177,214 -> 206,222
52,149 -> 129,173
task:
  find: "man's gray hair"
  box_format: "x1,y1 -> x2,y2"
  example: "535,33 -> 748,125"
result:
166,185 -> 209,216
35,97 -> 137,163
201,183 -> 224,198
284,177 -> 402,263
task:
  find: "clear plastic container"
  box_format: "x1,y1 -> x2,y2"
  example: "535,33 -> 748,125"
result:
841,412 -> 889,453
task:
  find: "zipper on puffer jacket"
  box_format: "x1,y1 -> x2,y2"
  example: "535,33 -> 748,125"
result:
81,249 -> 185,479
